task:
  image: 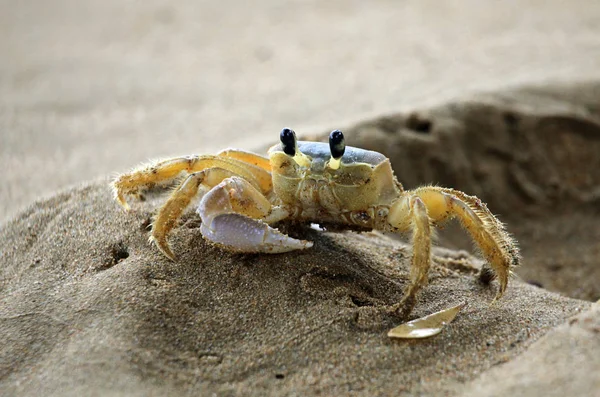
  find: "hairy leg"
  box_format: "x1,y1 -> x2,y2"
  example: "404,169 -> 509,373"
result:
410,186 -> 520,298
112,155 -> 272,209
150,167 -> 240,259
216,148 -> 272,172
388,195 -> 432,317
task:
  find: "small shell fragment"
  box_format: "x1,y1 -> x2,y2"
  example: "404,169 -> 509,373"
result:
388,302 -> 466,339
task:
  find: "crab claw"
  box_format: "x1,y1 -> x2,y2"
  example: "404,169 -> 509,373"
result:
197,176 -> 312,253
200,213 -> 313,253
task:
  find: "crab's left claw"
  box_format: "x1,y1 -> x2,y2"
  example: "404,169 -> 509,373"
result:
200,213 -> 312,253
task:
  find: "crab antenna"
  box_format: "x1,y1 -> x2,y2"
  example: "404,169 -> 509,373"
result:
328,129 -> 345,170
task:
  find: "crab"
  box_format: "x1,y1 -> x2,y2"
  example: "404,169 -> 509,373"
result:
112,128 -> 520,317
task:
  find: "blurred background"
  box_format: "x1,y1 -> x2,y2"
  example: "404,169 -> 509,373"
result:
2,0 -> 600,223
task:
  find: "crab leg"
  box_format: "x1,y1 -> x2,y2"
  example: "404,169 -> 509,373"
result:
217,148 -> 272,172
198,177 -> 312,253
112,155 -> 272,209
434,187 -> 521,282
417,186 -> 518,298
387,196 -> 432,317
389,186 -> 519,310
150,167 -> 240,259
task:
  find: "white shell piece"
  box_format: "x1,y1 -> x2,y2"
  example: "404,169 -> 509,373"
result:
200,213 -> 313,253
387,302 -> 466,339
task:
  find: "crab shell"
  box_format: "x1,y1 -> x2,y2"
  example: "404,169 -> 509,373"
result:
267,141 -> 404,220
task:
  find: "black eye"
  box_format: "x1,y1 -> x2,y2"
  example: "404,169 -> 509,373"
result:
280,128 -> 297,156
329,129 -> 345,159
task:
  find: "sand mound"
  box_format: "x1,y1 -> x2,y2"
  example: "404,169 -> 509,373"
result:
307,81 -> 600,302
2,83 -> 599,396
0,182 -> 589,396
463,301 -> 600,397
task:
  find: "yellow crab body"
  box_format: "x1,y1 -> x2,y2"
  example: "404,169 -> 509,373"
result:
269,142 -> 401,221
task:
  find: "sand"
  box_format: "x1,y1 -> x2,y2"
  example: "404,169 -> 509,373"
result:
0,180 -> 592,396
2,1 -> 600,395
2,83 -> 599,395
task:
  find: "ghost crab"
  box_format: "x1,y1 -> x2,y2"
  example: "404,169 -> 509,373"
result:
113,128 -> 519,317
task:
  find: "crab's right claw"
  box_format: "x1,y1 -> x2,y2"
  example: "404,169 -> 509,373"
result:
197,176 -> 312,253
200,213 -> 313,253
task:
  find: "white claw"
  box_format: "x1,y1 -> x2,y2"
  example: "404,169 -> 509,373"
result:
200,213 -> 313,253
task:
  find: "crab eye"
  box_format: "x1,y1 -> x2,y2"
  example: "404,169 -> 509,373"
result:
329,129 -> 346,159
280,128 -> 297,156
